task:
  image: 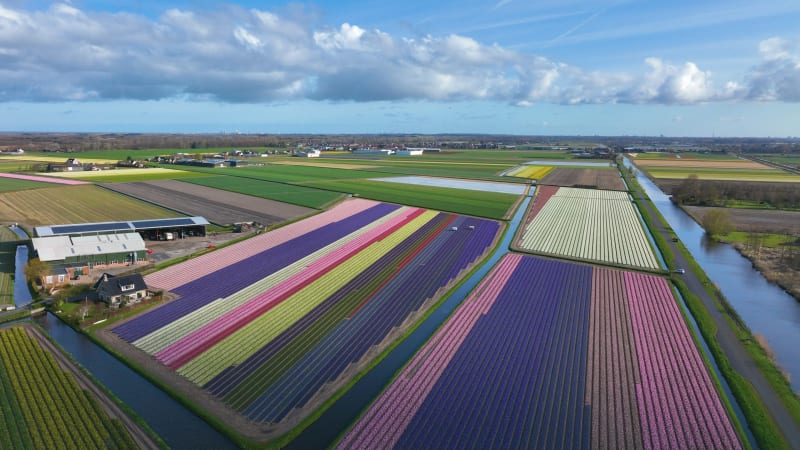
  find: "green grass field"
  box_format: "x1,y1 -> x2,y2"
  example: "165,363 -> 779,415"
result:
0,184 -> 180,226
185,175 -> 343,209
0,178 -> 52,192
51,168 -> 209,183
304,178 -> 517,219
629,152 -> 737,160
718,231 -> 797,248
0,242 -> 15,306
0,161 -> 42,173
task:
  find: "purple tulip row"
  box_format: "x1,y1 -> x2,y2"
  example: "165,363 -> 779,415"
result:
154,207 -> 423,370
112,200 -> 397,342
239,217 -> 500,423
337,253 -> 523,449
204,212 -> 452,398
340,255 -> 742,450
626,272 -> 741,450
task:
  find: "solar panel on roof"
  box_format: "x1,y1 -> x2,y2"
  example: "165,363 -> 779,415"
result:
50,222 -> 132,234
131,218 -> 196,228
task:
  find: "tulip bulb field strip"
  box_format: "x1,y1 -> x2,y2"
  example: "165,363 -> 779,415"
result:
340,254 -> 742,450
518,186 -> 660,270
110,198 -> 500,431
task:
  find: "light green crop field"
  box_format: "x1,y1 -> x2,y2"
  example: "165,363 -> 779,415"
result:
185,176 -> 343,209
0,184 -> 180,226
304,178 -> 517,219
0,178 -> 51,193
518,187 -> 660,270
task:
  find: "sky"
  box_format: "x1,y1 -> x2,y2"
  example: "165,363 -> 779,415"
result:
0,0 -> 798,136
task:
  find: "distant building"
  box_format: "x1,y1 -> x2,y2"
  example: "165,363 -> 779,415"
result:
47,158 -> 84,172
295,149 -> 321,158
94,273 -> 149,307
396,148 -> 425,156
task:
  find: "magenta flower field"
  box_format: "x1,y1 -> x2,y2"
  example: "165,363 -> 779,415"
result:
339,253 -> 741,450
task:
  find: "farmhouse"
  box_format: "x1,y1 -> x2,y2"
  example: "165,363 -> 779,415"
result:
94,272 -> 149,307
396,148 -> 424,156
47,158 -> 84,172
295,149 -> 321,158
32,232 -> 148,288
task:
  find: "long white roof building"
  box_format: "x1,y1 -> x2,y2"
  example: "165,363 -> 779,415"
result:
32,232 -> 146,262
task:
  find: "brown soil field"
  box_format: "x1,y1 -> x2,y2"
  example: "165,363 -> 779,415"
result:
540,168 -> 626,191
102,179 -> 315,226
0,184 -> 177,227
631,159 -> 772,169
683,206 -> 800,234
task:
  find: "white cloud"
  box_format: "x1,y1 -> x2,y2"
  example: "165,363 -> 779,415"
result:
0,5 -> 795,105
746,37 -> 800,101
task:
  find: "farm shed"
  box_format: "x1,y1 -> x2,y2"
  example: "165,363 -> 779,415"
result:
32,232 -> 148,289
34,217 -> 209,240
94,272 -> 149,307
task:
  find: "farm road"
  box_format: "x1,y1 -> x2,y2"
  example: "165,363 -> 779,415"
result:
630,182 -> 800,448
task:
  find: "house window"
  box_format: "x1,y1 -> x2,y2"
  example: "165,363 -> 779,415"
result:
45,275 -> 53,284
120,283 -> 135,292
57,274 -> 65,283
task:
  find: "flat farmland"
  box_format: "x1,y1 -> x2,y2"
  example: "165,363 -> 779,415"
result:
516,186 -> 660,270
0,172 -> 89,186
0,178 -> 51,193
630,156 -> 800,182
303,178 -> 518,219
683,206 -> 800,234
370,176 -> 527,195
46,167 -> 202,183
185,175 -> 342,209
631,159 -> 772,169
103,199 -> 500,442
504,165 -> 553,179
541,167 -> 626,191
0,185 -> 179,226
102,180 -> 314,226
339,254 -> 741,450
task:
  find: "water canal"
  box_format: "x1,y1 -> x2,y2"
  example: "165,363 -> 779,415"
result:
624,157 -> 800,391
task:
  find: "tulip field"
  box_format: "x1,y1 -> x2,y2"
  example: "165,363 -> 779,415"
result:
517,186 -> 661,270
111,198 -> 500,426
339,254 -> 741,450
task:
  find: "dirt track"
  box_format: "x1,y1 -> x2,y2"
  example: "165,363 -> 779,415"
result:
102,180 -> 314,226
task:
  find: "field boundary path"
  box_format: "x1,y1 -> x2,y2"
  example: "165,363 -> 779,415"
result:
629,177 -> 800,448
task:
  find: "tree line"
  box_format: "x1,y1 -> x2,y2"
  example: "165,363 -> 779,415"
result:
671,175 -> 800,209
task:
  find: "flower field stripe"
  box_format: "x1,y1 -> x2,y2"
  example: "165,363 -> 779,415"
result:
337,253 -> 523,449
625,272 -> 741,450
216,214 -> 456,409
345,213 -> 458,319
239,218 -> 499,422
155,207 -> 426,369
176,210 -> 439,386
132,207 -> 411,354
519,187 -> 660,270
394,257 -> 591,449
143,198 -> 379,291
112,201 -> 397,342
586,267 -> 643,449
0,172 -> 90,185
205,212 -> 453,401
525,185 -> 559,224
162,206 -> 427,370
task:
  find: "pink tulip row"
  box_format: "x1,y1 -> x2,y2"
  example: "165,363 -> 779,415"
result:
0,172 -> 89,185
625,272 -> 741,450
586,267 -> 644,449
337,253 -> 523,450
145,198 -> 379,291
154,207 -> 426,369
